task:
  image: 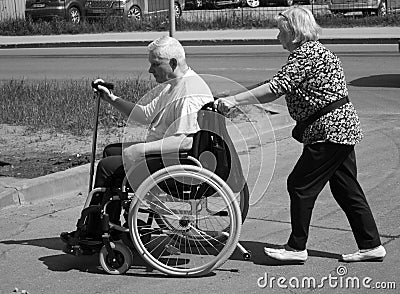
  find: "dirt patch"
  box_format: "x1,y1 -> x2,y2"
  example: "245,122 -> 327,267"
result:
0,124 -> 131,179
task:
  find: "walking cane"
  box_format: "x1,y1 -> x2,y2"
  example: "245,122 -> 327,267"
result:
88,92 -> 101,194
88,81 -> 115,195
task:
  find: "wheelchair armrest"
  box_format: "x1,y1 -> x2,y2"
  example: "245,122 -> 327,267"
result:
145,152 -> 188,159
145,152 -> 202,168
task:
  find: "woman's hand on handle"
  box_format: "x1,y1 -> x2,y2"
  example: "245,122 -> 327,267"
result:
214,96 -> 237,114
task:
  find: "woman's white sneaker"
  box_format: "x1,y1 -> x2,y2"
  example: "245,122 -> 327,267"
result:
341,245 -> 386,262
264,244 -> 308,263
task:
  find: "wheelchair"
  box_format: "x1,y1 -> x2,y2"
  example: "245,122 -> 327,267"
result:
63,103 -> 251,277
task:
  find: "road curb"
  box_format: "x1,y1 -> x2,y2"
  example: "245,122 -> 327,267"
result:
0,38 -> 399,49
0,104 -> 293,210
0,163 -> 91,209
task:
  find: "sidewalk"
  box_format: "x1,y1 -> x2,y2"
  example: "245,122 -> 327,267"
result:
1,27 -> 399,48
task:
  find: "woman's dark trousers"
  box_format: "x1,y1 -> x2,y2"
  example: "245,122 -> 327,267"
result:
287,142 -> 381,251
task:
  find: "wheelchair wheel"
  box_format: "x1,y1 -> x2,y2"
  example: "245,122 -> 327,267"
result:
99,241 -> 133,275
128,165 -> 242,277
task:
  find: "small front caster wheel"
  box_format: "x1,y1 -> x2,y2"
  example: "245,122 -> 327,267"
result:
243,251 -> 252,261
99,241 -> 133,275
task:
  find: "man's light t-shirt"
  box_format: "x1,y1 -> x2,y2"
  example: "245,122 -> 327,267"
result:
141,69 -> 214,142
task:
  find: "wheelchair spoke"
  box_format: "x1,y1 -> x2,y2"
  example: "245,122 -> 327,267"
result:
164,235 -> 183,268
188,224 -> 225,249
147,191 -> 181,218
187,229 -> 215,264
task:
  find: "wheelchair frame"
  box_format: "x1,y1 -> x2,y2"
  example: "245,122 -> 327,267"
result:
63,94 -> 251,277
66,156 -> 251,277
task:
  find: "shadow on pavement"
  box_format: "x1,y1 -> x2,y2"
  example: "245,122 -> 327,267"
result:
230,241 -> 341,265
0,237 -> 102,274
40,251 -> 174,277
39,254 -> 103,274
0,237 -> 64,251
40,250 -> 217,278
349,74 -> 400,88
0,236 -> 212,277
1,237 -> 342,275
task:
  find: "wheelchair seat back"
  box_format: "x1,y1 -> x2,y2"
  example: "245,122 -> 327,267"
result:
157,102 -> 245,200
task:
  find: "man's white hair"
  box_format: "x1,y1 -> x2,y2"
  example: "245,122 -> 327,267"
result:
148,36 -> 186,63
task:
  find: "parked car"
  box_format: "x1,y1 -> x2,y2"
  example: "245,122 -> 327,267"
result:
185,0 -> 242,9
205,0 -> 242,8
185,0 -> 204,9
25,0 -> 185,23
244,0 -> 312,8
85,0 -> 185,20
329,0 -> 400,16
25,0 -> 85,23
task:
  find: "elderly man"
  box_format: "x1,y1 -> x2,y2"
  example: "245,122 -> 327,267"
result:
61,36 -> 214,244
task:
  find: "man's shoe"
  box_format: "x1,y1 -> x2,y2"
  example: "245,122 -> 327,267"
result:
264,244 -> 308,263
60,231 -> 78,245
341,245 -> 386,262
60,231 -> 102,246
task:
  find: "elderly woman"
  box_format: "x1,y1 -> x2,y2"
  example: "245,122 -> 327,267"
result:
215,7 -> 385,263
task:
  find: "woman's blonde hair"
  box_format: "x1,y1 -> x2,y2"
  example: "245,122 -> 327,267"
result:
276,6 -> 321,45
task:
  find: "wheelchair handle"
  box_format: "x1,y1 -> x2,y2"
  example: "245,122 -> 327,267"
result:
203,101 -> 218,112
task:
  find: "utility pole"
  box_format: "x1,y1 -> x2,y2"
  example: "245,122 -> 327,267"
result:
169,0 -> 176,37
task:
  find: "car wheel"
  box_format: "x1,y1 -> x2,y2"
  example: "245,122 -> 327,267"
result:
175,2 -> 182,18
246,0 -> 259,8
67,7 -> 81,24
376,1 -> 387,16
283,0 -> 293,6
194,0 -> 203,8
127,5 -> 142,20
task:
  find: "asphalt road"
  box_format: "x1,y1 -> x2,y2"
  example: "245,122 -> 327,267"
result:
0,44 -> 398,83
1,43 -> 399,112
0,45 -> 399,293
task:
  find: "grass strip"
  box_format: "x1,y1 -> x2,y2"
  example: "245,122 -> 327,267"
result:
0,78 -> 155,135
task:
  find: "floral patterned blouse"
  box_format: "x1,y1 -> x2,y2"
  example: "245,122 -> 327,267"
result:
268,41 -> 363,145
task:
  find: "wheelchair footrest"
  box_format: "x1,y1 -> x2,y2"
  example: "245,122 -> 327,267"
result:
62,243 -> 98,256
